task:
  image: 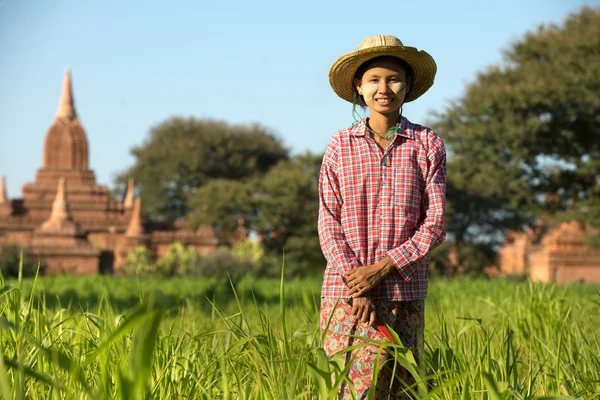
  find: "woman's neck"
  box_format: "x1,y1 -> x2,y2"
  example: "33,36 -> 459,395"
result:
367,111 -> 400,134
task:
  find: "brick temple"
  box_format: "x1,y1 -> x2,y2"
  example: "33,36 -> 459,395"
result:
0,69 -> 217,274
494,219 -> 600,284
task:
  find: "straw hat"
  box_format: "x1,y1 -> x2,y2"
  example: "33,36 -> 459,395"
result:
329,35 -> 437,103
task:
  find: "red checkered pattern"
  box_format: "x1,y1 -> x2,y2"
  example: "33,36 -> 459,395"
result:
318,117 -> 447,301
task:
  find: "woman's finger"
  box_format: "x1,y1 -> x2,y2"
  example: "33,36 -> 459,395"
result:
369,310 -> 376,327
354,303 -> 364,320
352,285 -> 370,298
357,303 -> 366,322
348,280 -> 366,296
360,305 -> 369,323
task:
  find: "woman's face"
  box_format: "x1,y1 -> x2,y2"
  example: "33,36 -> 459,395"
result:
355,58 -> 409,116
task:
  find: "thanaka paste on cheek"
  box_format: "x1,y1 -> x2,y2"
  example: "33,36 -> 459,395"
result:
390,82 -> 404,94
360,83 -> 378,101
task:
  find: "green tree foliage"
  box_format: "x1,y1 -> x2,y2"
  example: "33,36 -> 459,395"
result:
188,178 -> 254,243
118,115 -> 327,276
253,153 -> 325,275
430,7 -> 600,251
188,152 -> 325,275
430,240 -> 496,278
116,118 -> 288,221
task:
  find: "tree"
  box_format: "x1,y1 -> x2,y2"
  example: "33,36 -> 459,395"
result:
253,152 -> 325,275
115,117 -> 289,221
430,7 -> 600,251
188,152 -> 326,276
188,178 -> 254,242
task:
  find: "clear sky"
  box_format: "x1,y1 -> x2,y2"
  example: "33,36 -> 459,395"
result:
0,0 -> 597,197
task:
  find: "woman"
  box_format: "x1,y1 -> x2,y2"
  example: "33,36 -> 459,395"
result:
318,35 -> 447,399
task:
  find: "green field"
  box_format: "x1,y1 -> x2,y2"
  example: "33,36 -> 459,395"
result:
1,272 -> 599,399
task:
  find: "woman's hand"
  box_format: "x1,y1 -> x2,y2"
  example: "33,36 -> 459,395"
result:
345,257 -> 396,298
351,296 -> 377,326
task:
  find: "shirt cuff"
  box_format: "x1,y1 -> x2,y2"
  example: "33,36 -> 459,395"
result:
386,247 -> 414,282
340,258 -> 361,286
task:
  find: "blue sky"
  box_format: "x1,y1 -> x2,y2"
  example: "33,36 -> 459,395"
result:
0,0 -> 597,197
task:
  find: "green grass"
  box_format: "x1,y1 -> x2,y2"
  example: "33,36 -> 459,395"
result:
1,270 -> 599,399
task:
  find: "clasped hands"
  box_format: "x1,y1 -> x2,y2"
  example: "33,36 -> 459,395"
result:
344,258 -> 395,326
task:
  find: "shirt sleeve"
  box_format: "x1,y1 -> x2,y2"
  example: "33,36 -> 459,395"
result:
386,133 -> 447,281
318,137 -> 361,279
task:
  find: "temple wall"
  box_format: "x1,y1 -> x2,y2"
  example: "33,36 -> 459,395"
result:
87,232 -> 116,249
502,222 -> 600,284
497,232 -> 529,275
44,255 -> 99,275
154,243 -> 172,260
0,231 -> 33,247
529,248 -> 553,283
550,254 -> 600,284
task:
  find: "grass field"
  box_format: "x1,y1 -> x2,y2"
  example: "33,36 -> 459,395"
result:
1,271 -> 599,399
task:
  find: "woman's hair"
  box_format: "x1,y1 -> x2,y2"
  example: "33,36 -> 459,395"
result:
353,56 -> 413,107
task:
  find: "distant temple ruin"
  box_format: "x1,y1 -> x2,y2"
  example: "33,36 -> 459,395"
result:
494,219 -> 600,284
0,69 -> 217,274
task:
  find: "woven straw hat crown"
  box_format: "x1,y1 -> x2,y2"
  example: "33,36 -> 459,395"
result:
329,35 -> 437,103
358,35 -> 403,50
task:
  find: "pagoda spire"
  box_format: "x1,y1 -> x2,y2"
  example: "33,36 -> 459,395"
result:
56,68 -> 76,120
125,197 -> 144,238
42,68 -> 89,170
123,178 -> 135,209
0,175 -> 6,203
39,178 -> 77,234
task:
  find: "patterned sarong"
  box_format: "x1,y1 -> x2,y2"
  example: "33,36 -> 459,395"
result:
320,298 -> 424,399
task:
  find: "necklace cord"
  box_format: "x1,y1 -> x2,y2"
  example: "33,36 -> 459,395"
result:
351,92 -> 403,167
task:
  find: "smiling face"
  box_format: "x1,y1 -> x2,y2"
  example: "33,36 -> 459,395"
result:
354,57 -> 411,117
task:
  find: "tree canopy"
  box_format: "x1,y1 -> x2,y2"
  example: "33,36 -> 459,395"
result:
188,152 -> 325,275
430,7 -> 600,250
116,117 -> 324,274
116,118 -> 288,221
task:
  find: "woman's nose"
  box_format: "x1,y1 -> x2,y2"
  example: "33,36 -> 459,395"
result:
378,81 -> 389,93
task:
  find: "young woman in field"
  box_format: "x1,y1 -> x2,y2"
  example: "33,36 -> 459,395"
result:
318,35 -> 447,399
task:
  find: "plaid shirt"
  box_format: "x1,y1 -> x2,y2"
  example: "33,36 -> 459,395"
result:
318,117 -> 446,301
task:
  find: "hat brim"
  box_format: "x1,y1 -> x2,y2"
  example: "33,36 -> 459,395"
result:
329,45 -> 437,103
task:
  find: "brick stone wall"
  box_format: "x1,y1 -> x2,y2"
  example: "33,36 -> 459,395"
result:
498,221 -> 600,284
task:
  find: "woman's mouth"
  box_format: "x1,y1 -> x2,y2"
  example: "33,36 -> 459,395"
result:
375,98 -> 393,105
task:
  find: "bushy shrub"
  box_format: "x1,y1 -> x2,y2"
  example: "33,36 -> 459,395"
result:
0,245 -> 46,278
156,242 -> 198,276
124,242 -> 263,278
229,240 -> 287,277
278,235 -> 326,277
430,241 -> 495,278
192,247 -> 256,278
124,246 -> 157,276
231,240 -> 265,264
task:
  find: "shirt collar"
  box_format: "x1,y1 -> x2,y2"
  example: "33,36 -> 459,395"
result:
349,117 -> 414,140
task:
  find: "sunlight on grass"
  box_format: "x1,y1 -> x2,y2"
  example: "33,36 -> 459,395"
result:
1,264 -> 599,399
